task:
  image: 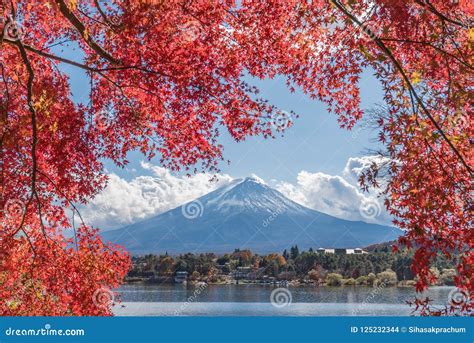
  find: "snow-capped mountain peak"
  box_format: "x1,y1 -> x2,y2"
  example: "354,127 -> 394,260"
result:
204,176 -> 306,214
102,176 -> 402,254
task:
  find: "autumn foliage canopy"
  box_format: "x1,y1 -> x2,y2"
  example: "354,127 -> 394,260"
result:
0,0 -> 472,315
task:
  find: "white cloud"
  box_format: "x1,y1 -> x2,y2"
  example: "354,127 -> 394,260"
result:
81,164 -> 233,230
275,156 -> 393,226
82,155 -> 393,230
343,155 -> 390,183
276,172 -> 366,221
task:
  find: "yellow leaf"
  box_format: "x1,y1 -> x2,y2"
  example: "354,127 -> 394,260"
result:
468,28 -> 474,42
69,0 -> 78,10
411,71 -> 421,85
50,122 -> 58,134
8,300 -> 19,310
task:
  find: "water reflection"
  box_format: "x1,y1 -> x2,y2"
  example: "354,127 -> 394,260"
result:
118,284 -> 453,305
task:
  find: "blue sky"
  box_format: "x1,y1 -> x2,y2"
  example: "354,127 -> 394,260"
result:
63,50 -> 383,183
206,72 -> 383,182
60,46 -> 391,229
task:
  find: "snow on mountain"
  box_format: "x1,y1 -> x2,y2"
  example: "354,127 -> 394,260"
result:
101,177 -> 402,254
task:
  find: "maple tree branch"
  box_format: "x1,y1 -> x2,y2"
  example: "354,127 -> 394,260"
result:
3,39 -> 171,130
16,41 -> 38,194
407,91 -> 460,190
379,38 -> 473,70
54,0 -> 120,64
3,37 -> 94,70
77,8 -> 108,28
3,38 -> 171,80
34,192 -> 55,246
0,63 -> 10,149
93,0 -> 109,22
36,168 -> 83,251
330,0 -> 473,176
4,7 -> 40,237
414,0 -> 469,28
9,40 -> 39,238
8,0 -> 16,17
93,0 -> 119,29
21,226 -> 38,262
36,169 -> 86,227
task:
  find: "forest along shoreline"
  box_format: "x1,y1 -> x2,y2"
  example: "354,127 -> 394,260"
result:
125,243 -> 456,288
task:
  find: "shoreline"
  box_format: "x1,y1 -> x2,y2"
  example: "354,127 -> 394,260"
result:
123,279 -> 425,288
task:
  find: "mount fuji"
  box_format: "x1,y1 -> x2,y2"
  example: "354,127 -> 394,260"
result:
101,177 -> 402,254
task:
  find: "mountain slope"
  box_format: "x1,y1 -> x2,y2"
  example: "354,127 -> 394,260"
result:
101,177 -> 402,254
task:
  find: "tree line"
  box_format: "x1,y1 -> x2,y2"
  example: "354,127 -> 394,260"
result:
128,246 -> 456,286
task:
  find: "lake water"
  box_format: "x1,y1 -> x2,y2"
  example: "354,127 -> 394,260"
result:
113,284 -> 454,316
